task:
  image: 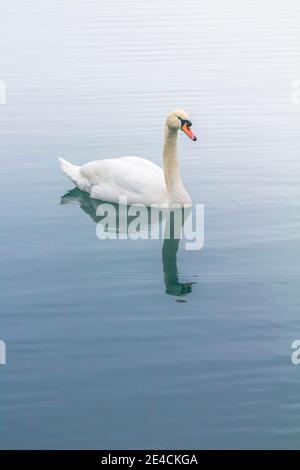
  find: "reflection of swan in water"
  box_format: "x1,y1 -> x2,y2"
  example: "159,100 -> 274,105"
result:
60,188 -> 195,297
162,237 -> 195,296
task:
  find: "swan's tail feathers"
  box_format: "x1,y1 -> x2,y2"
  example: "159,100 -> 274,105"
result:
59,157 -> 91,193
58,158 -> 80,184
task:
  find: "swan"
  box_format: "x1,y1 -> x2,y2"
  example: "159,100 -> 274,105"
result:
58,109 -> 197,207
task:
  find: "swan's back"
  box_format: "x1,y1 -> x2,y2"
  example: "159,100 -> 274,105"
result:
61,156 -> 168,205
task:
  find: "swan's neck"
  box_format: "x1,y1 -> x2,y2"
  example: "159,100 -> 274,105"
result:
163,126 -> 190,204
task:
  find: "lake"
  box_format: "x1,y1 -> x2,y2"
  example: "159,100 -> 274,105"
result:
0,0 -> 300,449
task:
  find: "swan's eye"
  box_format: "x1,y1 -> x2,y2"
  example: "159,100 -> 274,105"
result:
178,118 -> 192,128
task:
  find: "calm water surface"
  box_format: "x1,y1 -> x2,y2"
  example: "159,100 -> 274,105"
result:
0,0 -> 300,449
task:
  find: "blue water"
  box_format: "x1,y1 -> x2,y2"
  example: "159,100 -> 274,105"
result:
0,0 -> 300,449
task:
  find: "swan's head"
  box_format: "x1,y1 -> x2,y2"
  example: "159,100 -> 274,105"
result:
166,110 -> 197,141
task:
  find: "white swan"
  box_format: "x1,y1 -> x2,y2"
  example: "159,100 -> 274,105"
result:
59,110 -> 197,207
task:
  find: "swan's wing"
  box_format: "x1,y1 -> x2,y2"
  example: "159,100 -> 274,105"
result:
119,156 -> 163,176
79,158 -> 167,205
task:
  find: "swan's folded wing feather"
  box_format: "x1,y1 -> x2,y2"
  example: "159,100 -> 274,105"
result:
79,158 -> 167,205
119,156 -> 163,176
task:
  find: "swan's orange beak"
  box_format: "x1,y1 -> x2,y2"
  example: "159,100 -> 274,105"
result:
181,123 -> 197,141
